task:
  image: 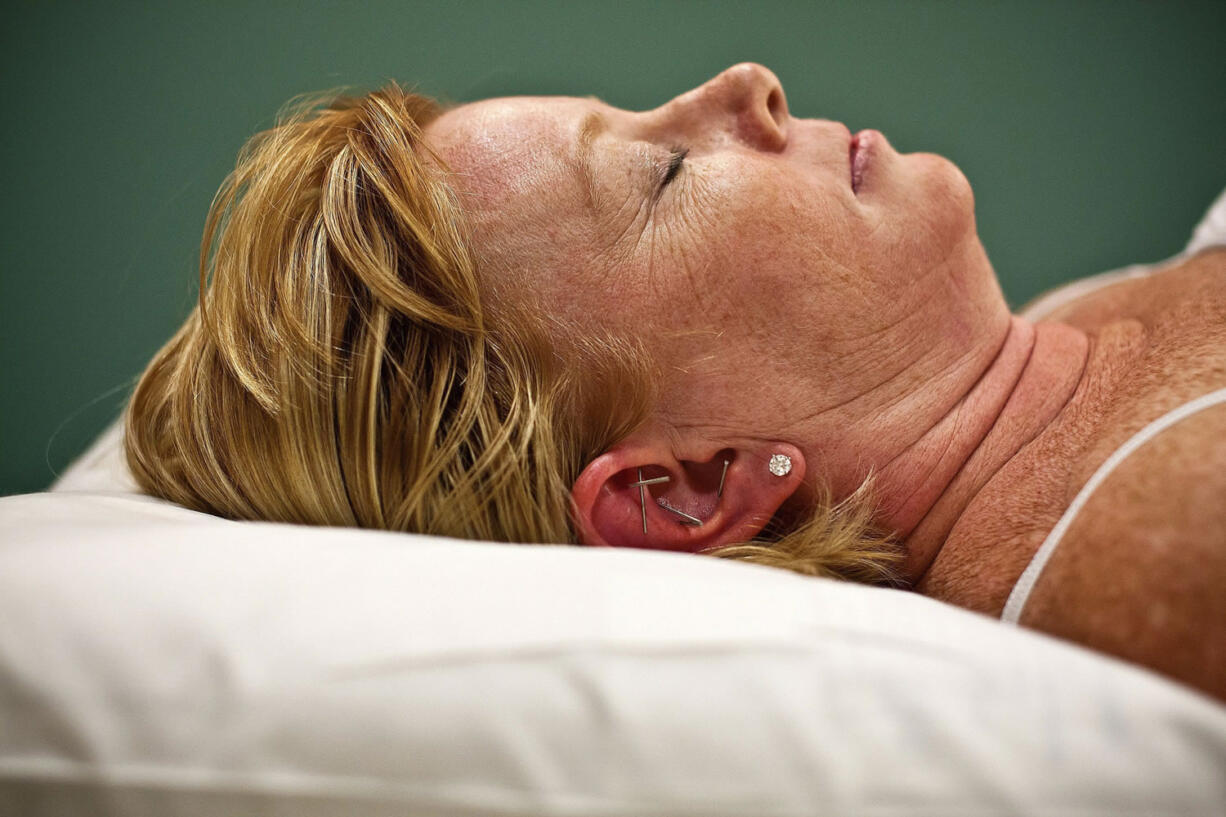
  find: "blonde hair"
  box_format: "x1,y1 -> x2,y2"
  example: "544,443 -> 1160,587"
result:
126,82 -> 899,583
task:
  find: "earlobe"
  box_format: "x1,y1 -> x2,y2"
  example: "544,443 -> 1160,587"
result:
570,441 -> 805,553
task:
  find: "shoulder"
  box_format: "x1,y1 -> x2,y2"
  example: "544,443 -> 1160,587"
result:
1017,262 -> 1161,323
1019,400 -> 1226,700
1021,184 -> 1226,323
1025,249 -> 1226,334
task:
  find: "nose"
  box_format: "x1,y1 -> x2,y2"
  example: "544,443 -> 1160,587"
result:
665,63 -> 789,151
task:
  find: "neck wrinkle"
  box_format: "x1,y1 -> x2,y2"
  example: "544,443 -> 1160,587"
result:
869,315 -> 1035,538
899,318 -> 1091,585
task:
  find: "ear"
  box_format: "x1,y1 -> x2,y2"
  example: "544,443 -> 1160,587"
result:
571,436 -> 805,552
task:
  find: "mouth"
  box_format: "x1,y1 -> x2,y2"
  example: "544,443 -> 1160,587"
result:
850,130 -> 875,194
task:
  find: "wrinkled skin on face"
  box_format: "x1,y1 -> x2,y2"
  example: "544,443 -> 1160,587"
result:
426,63 -> 1009,504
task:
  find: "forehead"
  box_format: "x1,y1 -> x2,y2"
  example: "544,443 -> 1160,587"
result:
425,96 -> 613,318
426,96 -> 589,206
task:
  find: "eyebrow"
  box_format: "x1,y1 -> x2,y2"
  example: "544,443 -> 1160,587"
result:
573,109 -> 608,214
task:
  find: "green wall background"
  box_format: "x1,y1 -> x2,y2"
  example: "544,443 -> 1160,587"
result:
3,0 -> 1224,496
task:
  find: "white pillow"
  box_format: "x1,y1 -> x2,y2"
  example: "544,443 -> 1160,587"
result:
3,423 -> 1224,816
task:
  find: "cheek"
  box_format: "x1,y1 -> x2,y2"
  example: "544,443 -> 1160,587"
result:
644,166 -> 867,358
699,174 -> 858,278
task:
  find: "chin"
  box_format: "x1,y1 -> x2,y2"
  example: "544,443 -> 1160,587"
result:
898,152 -> 998,317
909,151 -> 977,245
913,150 -> 973,203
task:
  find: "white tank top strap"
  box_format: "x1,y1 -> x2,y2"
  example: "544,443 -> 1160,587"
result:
1001,387 -> 1226,624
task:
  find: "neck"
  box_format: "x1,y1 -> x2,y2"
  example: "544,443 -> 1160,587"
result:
870,315 -> 1090,583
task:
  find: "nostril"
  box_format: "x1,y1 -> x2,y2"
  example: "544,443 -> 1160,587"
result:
765,86 -> 787,130
703,63 -> 789,150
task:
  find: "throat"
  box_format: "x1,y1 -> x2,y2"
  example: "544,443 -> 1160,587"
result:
875,317 -> 1090,583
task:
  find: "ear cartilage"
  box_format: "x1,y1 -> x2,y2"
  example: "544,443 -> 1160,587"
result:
717,460 -> 729,498
638,468 -> 648,535
630,475 -> 671,487
656,498 -> 703,526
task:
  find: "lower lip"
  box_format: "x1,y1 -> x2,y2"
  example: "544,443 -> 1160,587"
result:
850,129 -> 877,193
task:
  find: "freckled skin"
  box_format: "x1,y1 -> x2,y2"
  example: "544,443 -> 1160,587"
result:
426,64 -> 1009,505
426,65 -> 1226,701
958,252 -> 1226,701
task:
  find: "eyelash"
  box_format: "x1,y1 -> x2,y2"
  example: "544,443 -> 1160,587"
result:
661,146 -> 688,188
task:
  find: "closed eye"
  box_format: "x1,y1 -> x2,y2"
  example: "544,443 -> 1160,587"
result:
661,147 -> 688,188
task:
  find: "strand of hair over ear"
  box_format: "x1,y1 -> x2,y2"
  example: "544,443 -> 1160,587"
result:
704,476 -> 903,585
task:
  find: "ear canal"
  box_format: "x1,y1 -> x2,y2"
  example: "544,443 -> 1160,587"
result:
630,457 -> 730,537
639,453 -> 741,535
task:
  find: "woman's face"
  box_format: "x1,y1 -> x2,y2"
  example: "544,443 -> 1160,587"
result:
426,63 -> 1004,480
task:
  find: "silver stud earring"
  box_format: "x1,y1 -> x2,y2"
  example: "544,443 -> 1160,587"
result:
717,459 -> 729,498
768,453 -> 792,477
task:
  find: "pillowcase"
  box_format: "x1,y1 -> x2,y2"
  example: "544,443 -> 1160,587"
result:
2,422 -> 1224,816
